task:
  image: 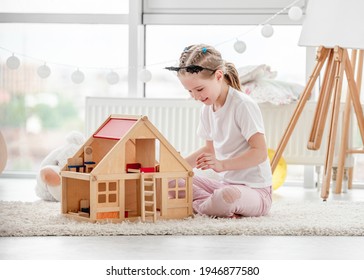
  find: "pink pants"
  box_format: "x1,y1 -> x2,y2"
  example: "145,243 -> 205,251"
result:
192,176 -> 272,218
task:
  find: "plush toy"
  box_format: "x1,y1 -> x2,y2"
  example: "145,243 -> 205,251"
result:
35,131 -> 85,202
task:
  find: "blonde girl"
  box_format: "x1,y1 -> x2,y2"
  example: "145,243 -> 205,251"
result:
166,44 -> 272,218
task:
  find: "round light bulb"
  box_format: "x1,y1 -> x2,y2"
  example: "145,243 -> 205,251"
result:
288,6 -> 303,21
233,40 -> 247,54
139,69 -> 152,83
106,71 -> 120,85
261,24 -> 274,38
37,64 -> 51,79
71,69 -> 85,84
6,55 -> 20,70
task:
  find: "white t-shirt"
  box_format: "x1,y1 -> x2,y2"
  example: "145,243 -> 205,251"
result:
197,86 -> 272,188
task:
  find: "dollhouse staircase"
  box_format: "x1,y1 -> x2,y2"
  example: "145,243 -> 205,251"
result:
140,173 -> 157,222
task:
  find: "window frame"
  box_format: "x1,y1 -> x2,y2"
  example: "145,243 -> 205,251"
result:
0,0 -> 309,98
1,0 -> 318,180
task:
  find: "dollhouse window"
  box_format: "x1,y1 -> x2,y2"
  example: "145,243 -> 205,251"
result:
98,194 -> 106,203
168,178 -> 187,200
98,183 -> 107,192
97,181 -> 118,205
109,182 -> 117,191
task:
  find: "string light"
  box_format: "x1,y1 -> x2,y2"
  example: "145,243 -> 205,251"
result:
261,24 -> 274,38
37,64 -> 51,79
71,69 -> 85,84
0,0 -> 303,84
106,71 -> 120,85
233,40 -> 247,54
6,54 -> 20,70
288,6 -> 303,21
138,69 -> 152,83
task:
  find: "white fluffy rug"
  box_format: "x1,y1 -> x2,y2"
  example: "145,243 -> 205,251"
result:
1,199 -> 364,237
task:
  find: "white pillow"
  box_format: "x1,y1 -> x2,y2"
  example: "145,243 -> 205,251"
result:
238,64 -> 277,84
242,79 -> 304,105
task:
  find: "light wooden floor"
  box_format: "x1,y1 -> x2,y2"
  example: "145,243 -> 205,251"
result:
1,178 -> 364,260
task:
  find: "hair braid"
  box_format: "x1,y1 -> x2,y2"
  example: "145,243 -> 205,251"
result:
178,44 -> 241,91
224,62 -> 241,91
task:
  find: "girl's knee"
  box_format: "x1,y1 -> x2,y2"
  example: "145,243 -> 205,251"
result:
219,187 -> 241,204
198,187 -> 241,217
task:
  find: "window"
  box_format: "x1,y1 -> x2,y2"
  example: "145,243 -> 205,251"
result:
145,25 -> 306,98
0,0 -> 129,13
3,0 -> 362,188
168,178 -> 187,200
0,23 -> 128,172
98,181 -> 118,205
352,122 -> 364,184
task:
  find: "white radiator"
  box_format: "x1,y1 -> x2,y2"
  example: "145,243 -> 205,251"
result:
85,97 -> 347,165
258,101 -> 345,165
85,97 -> 203,157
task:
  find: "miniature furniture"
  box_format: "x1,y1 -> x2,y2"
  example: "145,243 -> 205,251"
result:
60,114 -> 194,223
83,146 -> 96,172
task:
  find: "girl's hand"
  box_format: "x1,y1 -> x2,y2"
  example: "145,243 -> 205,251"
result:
196,153 -> 224,172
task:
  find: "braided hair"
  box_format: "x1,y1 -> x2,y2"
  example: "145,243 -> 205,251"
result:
178,44 -> 241,91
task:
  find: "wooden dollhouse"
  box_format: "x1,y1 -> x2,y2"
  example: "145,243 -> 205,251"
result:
60,114 -> 194,223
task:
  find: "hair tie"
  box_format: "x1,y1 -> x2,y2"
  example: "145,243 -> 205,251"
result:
202,47 -> 207,54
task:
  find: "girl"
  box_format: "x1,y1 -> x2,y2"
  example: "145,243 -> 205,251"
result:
166,44 -> 272,218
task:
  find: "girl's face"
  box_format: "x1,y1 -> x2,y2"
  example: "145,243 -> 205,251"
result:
178,70 -> 226,106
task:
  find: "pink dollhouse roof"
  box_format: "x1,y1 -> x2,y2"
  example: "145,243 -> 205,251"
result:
93,118 -> 138,140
